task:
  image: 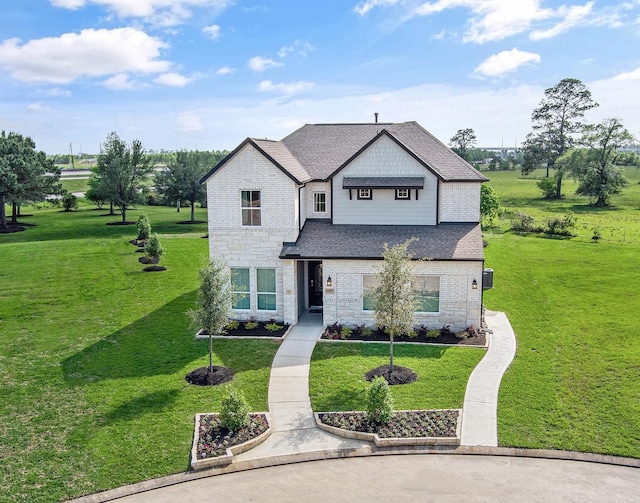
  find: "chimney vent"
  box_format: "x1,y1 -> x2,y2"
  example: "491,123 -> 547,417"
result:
374,112 -> 378,123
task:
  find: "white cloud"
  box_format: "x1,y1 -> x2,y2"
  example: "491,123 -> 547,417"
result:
216,66 -> 236,75
50,0 -> 232,26
474,48 -> 541,77
202,24 -> 221,40
39,87 -> 72,97
530,2 -> 594,40
248,56 -> 284,71
27,102 -> 51,112
0,28 -> 170,84
278,40 -> 315,58
154,72 -> 192,87
177,110 -> 203,132
258,80 -> 314,95
103,73 -> 140,90
354,0 -> 401,16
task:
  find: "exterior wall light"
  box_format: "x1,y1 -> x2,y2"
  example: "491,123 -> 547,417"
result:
326,276 -> 332,287
472,279 -> 478,290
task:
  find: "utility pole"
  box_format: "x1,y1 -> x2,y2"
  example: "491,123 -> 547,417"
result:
69,142 -> 75,170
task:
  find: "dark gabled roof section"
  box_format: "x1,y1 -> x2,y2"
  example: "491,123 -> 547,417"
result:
199,137 -> 310,185
280,220 -> 484,261
342,176 -> 425,189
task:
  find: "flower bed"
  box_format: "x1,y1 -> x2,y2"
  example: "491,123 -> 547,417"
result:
196,319 -> 290,338
191,413 -> 272,469
316,409 -> 461,446
321,323 -> 485,346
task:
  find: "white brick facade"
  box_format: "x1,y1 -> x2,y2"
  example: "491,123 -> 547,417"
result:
439,182 -> 480,223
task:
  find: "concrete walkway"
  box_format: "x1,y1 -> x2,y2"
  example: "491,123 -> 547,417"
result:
461,310 -> 517,446
234,313 -> 370,463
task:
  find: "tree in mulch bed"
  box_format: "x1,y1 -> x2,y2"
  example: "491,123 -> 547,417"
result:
61,192 -> 78,212
140,233 -> 166,271
132,213 -> 151,245
367,376 -> 394,424
368,239 -> 420,384
186,259 -> 234,386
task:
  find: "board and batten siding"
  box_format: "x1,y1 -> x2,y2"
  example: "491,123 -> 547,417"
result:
205,143 -> 301,322
438,181 -> 481,223
301,181 -> 331,221
331,135 -> 437,225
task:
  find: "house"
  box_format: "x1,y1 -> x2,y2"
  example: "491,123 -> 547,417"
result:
201,121 -> 489,331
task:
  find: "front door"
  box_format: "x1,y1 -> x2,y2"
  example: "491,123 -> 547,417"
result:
308,261 -> 323,308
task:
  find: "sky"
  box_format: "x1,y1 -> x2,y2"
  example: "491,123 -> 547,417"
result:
0,0 -> 639,154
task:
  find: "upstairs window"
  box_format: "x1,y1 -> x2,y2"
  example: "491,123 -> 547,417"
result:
241,190 -> 261,226
395,188 -> 410,200
357,188 -> 372,200
314,192 -> 326,213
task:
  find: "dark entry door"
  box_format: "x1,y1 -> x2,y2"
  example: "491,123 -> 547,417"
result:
308,261 -> 323,307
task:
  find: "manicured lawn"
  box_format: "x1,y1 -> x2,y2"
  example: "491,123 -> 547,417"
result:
60,177 -> 90,193
483,167 -> 640,458
310,343 -> 484,412
0,204 -> 279,502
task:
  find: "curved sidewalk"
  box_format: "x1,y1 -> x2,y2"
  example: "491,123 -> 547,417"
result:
461,310 -> 517,446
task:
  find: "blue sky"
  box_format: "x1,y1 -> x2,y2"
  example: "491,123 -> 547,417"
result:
1,0 -> 639,154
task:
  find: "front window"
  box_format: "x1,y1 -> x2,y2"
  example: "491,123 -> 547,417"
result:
314,192 -> 326,213
413,276 -> 440,312
241,190 -> 261,226
257,268 -> 276,311
357,188 -> 372,200
362,274 -> 378,311
230,268 -> 250,309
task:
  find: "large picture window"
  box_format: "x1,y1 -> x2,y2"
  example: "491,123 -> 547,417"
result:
362,274 -> 378,311
413,276 -> 440,312
313,192 -> 326,213
241,190 -> 261,226
230,268 -> 250,310
256,268 -> 276,311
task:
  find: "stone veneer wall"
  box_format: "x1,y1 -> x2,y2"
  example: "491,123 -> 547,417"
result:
439,182 -> 481,223
322,259 -> 483,331
206,143 -> 301,323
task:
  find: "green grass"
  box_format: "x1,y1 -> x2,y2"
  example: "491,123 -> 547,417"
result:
0,203 -> 279,502
60,178 -> 90,193
310,343 -> 484,412
483,167 -> 640,458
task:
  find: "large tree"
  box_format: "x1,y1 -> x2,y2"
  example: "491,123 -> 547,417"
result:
521,78 -> 598,198
449,128 -> 477,161
154,150 -> 212,222
372,239 -> 420,372
0,131 -> 60,231
96,132 -> 154,223
560,118 -> 635,207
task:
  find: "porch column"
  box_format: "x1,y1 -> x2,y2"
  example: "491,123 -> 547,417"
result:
281,259 -> 298,325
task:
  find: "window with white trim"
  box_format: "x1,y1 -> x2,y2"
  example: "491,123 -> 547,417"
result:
313,192 -> 326,213
413,276 -> 440,312
362,274 -> 378,311
230,268 -> 250,309
256,268 -> 276,311
395,188 -> 410,200
241,190 -> 261,226
357,188 -> 372,200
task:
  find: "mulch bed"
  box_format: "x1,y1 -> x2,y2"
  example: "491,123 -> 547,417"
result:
365,365 -> 418,385
106,221 -> 135,226
0,226 -> 26,233
201,321 -> 290,338
322,326 -> 485,346
186,366 -> 234,386
196,413 -> 269,459
176,220 -> 207,224
143,266 -> 166,272
319,410 -> 459,438
138,256 -> 159,264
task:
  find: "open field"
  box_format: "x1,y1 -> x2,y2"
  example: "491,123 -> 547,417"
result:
0,204 -> 279,502
483,167 -> 640,458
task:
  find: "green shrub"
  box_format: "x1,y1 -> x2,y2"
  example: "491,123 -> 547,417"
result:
62,192 -> 78,212
220,388 -> 250,431
145,233 -> 163,260
340,326 -> 352,339
592,228 -> 601,242
537,176 -> 557,199
546,210 -> 576,236
136,214 -> 151,240
366,376 -> 394,424
244,316 -> 258,330
510,212 -> 541,233
265,322 -> 283,332
225,319 -> 239,331
426,329 -> 440,339
362,327 -> 373,338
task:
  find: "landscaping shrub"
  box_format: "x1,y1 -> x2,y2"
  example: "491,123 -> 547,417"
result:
145,233 -> 163,260
62,192 -> 78,212
220,388 -> 250,431
225,319 -> 240,331
323,322 -> 343,339
537,176 -> 557,199
265,321 -> 283,332
136,214 -> 151,241
592,228 -> 601,242
426,329 -> 440,339
366,376 -> 394,424
340,325 -> 353,339
510,212 -> 541,233
546,210 -> 576,236
439,325 -> 454,338
244,316 -> 258,330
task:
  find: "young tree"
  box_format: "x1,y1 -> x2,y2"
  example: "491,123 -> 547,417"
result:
561,118 -> 635,207
372,239 -> 420,372
154,150 -> 212,222
449,128 -> 477,161
0,131 -> 60,230
85,167 -> 111,210
188,260 -> 233,374
480,184 -> 500,226
521,78 -> 598,198
97,132 -> 154,223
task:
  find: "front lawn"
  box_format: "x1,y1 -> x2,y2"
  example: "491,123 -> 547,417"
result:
0,204 -> 279,502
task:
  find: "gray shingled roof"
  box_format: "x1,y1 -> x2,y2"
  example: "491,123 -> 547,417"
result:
280,122 -> 488,182
342,176 -> 424,189
280,220 -> 484,261
252,139 -> 311,183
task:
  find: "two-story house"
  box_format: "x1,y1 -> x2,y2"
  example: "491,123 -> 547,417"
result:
201,121 -> 488,331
